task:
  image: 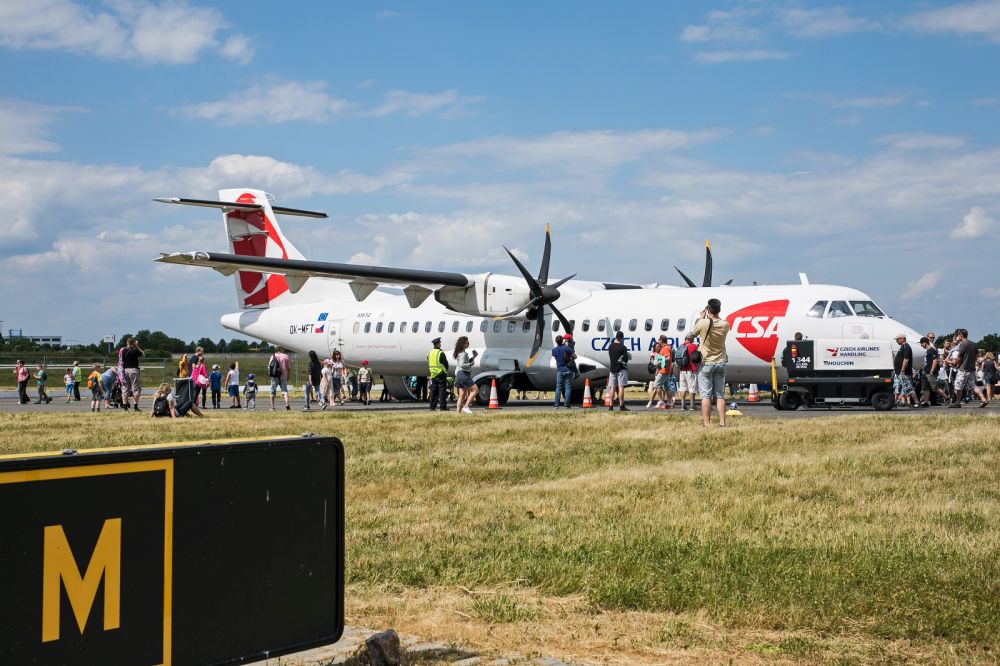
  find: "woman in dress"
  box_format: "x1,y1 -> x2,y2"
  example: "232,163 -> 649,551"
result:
452,336 -> 478,414
329,351 -> 345,405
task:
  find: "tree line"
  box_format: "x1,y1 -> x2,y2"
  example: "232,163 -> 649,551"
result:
0,329 -> 273,358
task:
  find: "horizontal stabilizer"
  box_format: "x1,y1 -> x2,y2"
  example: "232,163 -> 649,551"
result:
155,198 -> 327,218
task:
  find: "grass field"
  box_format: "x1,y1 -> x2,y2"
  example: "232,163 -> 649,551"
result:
1,410 -> 998,664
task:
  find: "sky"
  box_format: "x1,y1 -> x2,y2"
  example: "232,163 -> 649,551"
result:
1,0 -> 999,344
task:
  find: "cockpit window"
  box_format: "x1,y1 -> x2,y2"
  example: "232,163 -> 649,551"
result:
850,300 -> 885,317
806,301 -> 827,318
828,301 -> 852,318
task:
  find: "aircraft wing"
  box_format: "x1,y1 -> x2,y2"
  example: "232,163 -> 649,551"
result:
156,251 -> 471,304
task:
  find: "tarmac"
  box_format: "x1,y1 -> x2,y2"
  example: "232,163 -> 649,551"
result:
1,391 -> 995,418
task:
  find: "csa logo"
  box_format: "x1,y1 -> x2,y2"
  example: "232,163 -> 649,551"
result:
726,299 -> 790,362
229,192 -> 291,308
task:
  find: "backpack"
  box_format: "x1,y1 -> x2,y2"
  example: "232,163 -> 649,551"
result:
88,374 -> 99,390
674,344 -> 690,368
267,356 -> 282,378
153,395 -> 170,417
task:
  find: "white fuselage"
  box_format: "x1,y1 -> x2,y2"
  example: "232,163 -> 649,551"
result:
221,282 -> 922,387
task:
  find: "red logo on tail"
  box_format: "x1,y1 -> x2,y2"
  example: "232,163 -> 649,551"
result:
726,300 -> 790,362
229,192 -> 290,307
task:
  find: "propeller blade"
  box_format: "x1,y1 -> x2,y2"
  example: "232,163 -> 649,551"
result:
538,224 -> 552,285
525,308 -> 546,367
490,301 -> 535,320
702,240 -> 713,288
674,266 -> 697,288
550,303 -> 573,334
549,273 -> 576,290
504,246 -> 542,297
723,277 -> 734,286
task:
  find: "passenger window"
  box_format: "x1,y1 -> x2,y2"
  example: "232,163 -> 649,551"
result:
628,319 -> 637,332
388,322 -> 395,333
569,320 -> 575,332
523,322 -> 531,332
582,319 -> 590,332
828,301 -> 851,318
424,322 -> 432,333
598,320 -> 606,332
452,321 -> 459,333
644,319 -> 653,332
508,321 -> 516,333
494,321 -> 502,333
660,319 -> 670,331
613,319 -> 621,331
364,322 -> 371,333
412,322 -> 419,333
480,320 -> 488,333
353,322 -> 360,334
466,321 -> 473,333
678,318 -> 686,331
438,321 -> 446,332
806,301 -> 827,318
552,320 -> 560,332
376,322 -> 383,333
400,321 -> 406,333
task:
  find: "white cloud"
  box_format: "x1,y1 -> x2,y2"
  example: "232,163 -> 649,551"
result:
0,100 -> 80,155
906,0 -> 1000,42
366,89 -> 484,118
835,93 -> 909,108
779,7 -> 880,37
875,133 -> 967,151
376,10 -> 399,19
177,80 -> 352,124
680,9 -> 762,43
0,0 -> 253,64
951,206 -> 995,239
973,97 -> 1000,106
694,49 -> 792,64
832,113 -> 862,126
902,271 -> 943,300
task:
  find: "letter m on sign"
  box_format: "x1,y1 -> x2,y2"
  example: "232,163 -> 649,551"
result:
41,518 -> 122,642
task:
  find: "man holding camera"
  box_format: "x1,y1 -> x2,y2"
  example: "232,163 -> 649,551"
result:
692,298 -> 731,427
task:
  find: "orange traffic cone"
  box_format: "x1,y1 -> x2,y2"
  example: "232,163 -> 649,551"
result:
488,379 -> 501,410
604,379 -> 613,407
747,383 -> 759,402
582,378 -> 593,408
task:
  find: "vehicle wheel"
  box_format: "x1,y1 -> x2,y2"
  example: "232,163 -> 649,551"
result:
870,390 -> 894,411
474,379 -> 511,406
778,391 -> 801,411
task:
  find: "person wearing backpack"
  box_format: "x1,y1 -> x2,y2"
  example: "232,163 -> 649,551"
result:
150,383 -> 176,418
87,363 -> 104,412
675,332 -> 699,411
692,298 -> 731,427
268,345 -> 291,411
607,330 -> 631,411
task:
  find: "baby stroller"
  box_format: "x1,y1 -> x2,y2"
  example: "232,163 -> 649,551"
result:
108,379 -> 125,409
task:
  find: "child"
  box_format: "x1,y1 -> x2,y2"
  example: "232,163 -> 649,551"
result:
357,361 -> 373,406
226,362 -> 241,408
87,363 -> 103,412
150,383 -> 175,418
35,363 -> 50,404
243,373 -> 258,410
64,368 -> 74,403
209,364 -> 223,409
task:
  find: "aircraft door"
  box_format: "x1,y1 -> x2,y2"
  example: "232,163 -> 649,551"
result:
326,320 -> 344,355
842,323 -> 873,340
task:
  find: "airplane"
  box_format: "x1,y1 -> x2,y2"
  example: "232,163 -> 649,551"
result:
154,188 -> 923,405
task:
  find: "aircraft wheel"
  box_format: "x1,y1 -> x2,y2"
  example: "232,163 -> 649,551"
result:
778,391 -> 802,411
870,390 -> 894,412
474,379 -> 512,406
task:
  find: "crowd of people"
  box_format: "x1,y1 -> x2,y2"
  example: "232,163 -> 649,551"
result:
10,311 -> 1000,420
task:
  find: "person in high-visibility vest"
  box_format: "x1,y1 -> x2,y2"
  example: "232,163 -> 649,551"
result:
427,337 -> 450,411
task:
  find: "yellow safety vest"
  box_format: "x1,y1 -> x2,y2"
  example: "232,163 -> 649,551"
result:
428,348 -> 447,377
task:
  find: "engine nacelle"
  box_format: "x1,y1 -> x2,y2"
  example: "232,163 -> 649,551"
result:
435,273 -> 532,316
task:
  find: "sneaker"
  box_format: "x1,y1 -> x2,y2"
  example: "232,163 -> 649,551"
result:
645,401 -> 653,409
321,403 -> 328,410
286,405 -> 291,411
462,407 -> 473,414
656,401 -> 665,408
303,406 -> 310,411
619,405 -> 629,411
608,405 -> 614,411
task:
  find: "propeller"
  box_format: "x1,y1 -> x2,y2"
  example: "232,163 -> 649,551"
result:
497,225 -> 576,367
674,241 -> 733,288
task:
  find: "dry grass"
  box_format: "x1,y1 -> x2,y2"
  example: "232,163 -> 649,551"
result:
1,409 -> 998,664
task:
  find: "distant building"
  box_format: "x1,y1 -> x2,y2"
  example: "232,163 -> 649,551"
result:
7,330 -> 63,346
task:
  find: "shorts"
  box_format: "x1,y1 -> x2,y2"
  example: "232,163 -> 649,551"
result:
678,371 -> 697,394
90,387 -> 103,400
893,373 -> 915,395
228,385 -> 239,397
65,385 -> 73,394
607,369 -> 628,389
359,382 -> 372,393
270,377 -> 288,395
455,371 -> 475,390
698,363 -> 727,400
953,369 -> 976,392
123,368 -> 141,399
654,373 -> 670,390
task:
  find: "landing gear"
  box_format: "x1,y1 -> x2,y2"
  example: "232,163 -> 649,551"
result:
475,377 -> 511,406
